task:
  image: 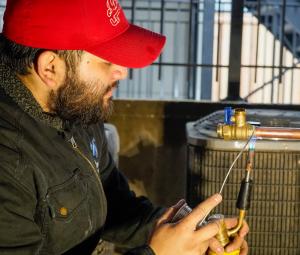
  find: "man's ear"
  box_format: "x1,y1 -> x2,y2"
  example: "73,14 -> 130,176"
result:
35,51 -> 65,89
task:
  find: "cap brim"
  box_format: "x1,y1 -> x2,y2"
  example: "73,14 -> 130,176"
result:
86,24 -> 166,68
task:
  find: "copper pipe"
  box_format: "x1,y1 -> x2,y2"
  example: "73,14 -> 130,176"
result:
255,127 -> 300,139
246,150 -> 254,173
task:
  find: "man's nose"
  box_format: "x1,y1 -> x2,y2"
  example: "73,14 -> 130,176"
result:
112,65 -> 128,80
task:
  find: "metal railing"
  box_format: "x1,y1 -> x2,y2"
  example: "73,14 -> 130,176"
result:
0,0 -> 300,104
118,0 -> 300,104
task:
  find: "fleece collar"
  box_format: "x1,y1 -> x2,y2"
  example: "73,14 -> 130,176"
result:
0,64 -> 64,130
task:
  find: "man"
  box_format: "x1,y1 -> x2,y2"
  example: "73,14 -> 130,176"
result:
0,0 -> 248,254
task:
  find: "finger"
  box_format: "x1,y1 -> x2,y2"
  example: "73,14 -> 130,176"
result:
209,237 -> 224,255
240,240 -> 249,255
199,240 -> 210,255
224,217 -> 238,228
225,234 -> 244,253
238,220 -> 249,238
180,194 -> 222,229
156,199 -> 186,226
195,220 -> 221,242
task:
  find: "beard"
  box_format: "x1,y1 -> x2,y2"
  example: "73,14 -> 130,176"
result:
48,66 -> 116,125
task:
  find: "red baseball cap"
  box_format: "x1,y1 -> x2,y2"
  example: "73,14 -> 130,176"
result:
2,0 -> 166,68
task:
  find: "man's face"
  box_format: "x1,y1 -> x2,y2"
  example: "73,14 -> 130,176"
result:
49,52 -> 128,124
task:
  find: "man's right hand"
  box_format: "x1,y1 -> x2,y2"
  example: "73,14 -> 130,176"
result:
148,194 -> 222,255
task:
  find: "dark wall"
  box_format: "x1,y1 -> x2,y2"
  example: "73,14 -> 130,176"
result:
109,99 -> 300,207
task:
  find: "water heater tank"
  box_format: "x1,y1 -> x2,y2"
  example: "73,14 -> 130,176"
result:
186,109 -> 300,255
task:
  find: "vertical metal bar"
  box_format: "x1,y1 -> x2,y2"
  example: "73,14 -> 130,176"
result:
216,0 -> 222,83
200,0 -> 215,100
254,0 -> 261,83
187,0 -> 198,99
226,0 -> 244,100
281,48 -> 285,103
279,0 -> 286,84
158,0 -> 165,81
146,0 -> 152,98
172,2 -> 181,99
129,0 -> 136,80
146,64 -> 151,98
187,0 -> 194,99
277,48 -> 286,104
150,59 -> 154,98
131,0 -> 136,23
195,1 -> 199,99
127,68 -> 131,98
261,14 -> 269,103
187,0 -> 193,99
138,19 -> 142,99
249,10 -> 254,97
291,31 -> 296,103
138,65 -> 142,98
271,13 -> 278,104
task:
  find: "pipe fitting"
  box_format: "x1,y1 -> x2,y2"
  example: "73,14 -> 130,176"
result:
217,123 -> 255,140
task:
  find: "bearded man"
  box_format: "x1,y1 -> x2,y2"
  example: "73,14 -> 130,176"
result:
0,0 -> 248,254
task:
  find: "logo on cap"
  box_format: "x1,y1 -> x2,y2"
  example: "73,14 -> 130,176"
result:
106,0 -> 121,26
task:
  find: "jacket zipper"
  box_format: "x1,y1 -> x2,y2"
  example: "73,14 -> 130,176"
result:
69,136 -> 107,235
69,136 -> 101,184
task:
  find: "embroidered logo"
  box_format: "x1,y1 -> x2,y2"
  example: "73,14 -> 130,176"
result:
90,138 -> 100,171
106,0 -> 121,26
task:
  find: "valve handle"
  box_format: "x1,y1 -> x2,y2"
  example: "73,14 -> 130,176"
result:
224,107 -> 233,125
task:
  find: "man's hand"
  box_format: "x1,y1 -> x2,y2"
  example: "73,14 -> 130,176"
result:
148,194 -> 222,255
209,218 -> 249,255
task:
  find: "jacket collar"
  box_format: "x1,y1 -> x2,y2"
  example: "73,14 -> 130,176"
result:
0,64 -> 64,130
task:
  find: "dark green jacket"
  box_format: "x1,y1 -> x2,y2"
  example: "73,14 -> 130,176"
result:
0,64 -> 163,255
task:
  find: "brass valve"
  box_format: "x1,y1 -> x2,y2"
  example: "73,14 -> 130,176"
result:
207,214 -> 243,255
217,108 -> 255,140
